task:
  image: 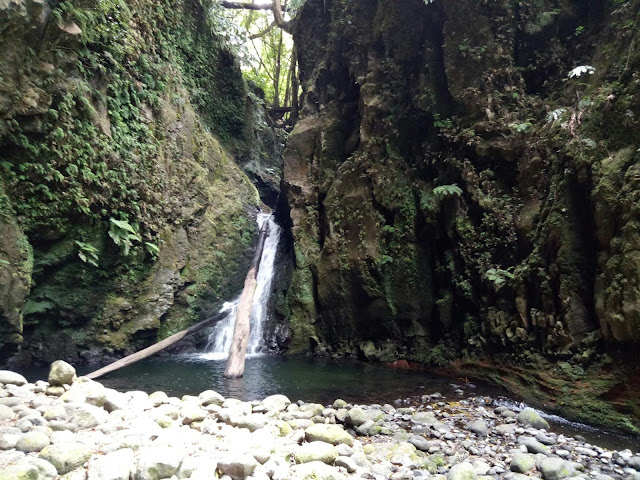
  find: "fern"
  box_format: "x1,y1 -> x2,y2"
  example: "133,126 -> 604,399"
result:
75,240 -> 99,267
484,267 -> 515,289
109,218 -> 141,256
433,184 -> 463,197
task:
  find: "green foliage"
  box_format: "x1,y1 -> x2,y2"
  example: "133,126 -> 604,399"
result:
433,113 -> 453,129
433,184 -> 463,197
484,267 -> 514,289
0,259 -> 10,268
75,241 -> 99,267
108,218 -> 141,257
508,122 -> 533,133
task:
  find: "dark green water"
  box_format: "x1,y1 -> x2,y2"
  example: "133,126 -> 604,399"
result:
18,355 -> 638,452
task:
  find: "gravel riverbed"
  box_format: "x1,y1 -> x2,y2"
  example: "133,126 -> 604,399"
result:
0,362 -> 638,480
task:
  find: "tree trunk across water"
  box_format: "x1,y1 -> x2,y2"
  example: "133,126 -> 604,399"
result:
224,221 -> 269,378
84,311 -> 227,380
85,222 -> 270,381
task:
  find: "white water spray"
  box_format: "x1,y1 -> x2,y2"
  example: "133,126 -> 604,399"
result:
200,213 -> 281,360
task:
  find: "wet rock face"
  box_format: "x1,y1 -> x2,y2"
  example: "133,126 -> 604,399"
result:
280,0 -> 640,430
0,0 -> 268,365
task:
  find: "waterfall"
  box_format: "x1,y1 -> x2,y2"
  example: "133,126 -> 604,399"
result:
200,213 -> 281,360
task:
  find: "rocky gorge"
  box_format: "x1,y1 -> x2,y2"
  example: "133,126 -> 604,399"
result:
1,0 -> 640,445
1,362 -> 639,480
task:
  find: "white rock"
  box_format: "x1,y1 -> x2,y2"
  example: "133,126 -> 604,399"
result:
88,448 -> 135,480
0,370 -> 27,386
48,361 -> 77,386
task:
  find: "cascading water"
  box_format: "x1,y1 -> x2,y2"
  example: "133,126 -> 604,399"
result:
200,213 -> 281,360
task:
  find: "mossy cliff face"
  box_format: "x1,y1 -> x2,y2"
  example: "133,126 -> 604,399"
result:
0,0 -> 261,364
281,0 -> 640,432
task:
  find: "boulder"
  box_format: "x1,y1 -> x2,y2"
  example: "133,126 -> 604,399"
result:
0,370 -> 27,386
335,455 -> 357,473
411,411 -> 437,425
516,408 -> 550,430
345,407 -> 366,427
0,426 -> 22,449
305,424 -> 354,446
290,461 -> 345,480
447,462 -> 478,480
135,446 -> 184,480
261,394 -> 290,412
511,452 -> 536,473
517,436 -> 550,455
539,457 -> 575,480
408,435 -> 430,451
48,361 -> 77,387
0,404 -> 14,420
180,404 -> 207,425
16,431 -> 50,452
217,454 -> 258,480
466,420 -> 488,437
64,403 -> 109,429
39,443 -> 93,475
232,413 -> 268,432
198,390 -> 224,407
87,448 -> 135,480
295,441 -> 339,464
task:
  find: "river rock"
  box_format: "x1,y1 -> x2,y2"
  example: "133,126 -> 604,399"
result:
408,435 -> 430,451
334,455 -> 357,472
48,361 -> 77,387
217,453 -> 258,479
295,441 -> 339,464
197,390 -> 223,407
87,448 -> 134,480
64,403 -> 109,429
16,431 -> 50,452
516,408 -> 549,430
539,457 -> 575,480
180,403 -> 207,425
0,426 -> 22,449
288,461 -> 345,480
0,460 -> 41,480
261,394 -> 290,412
103,389 -> 128,412
305,423 -> 354,446
148,391 -> 169,406
511,452 -> 536,473
346,407 -> 367,427
517,436 -> 550,455
448,462 -> 478,480
467,420 -> 488,437
0,404 -> 14,420
0,370 -> 27,386
135,446 -> 184,480
39,442 -> 93,475
412,411 -> 437,425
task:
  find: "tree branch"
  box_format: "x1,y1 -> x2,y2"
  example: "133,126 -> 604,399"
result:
249,20 -> 276,40
221,0 -> 291,33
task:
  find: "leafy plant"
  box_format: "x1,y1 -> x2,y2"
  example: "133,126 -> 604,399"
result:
508,122 -> 533,133
484,267 -> 515,289
0,259 -> 10,268
433,113 -> 453,129
144,241 -> 160,258
75,241 -> 99,267
108,218 -> 141,256
433,184 -> 463,197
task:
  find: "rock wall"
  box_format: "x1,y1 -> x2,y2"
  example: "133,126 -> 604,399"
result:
279,0 -> 640,432
0,0 -> 268,364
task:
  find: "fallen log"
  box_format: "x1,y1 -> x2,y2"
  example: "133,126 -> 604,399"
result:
224,221 -> 270,378
85,310 -> 227,380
